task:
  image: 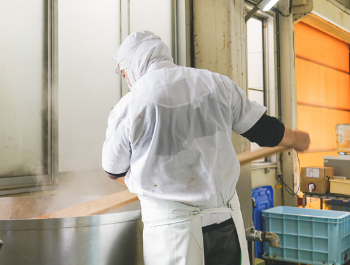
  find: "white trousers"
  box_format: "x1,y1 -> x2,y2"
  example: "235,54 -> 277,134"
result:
139,192 -> 250,265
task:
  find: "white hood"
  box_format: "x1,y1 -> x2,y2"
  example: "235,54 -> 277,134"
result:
115,30 -> 173,85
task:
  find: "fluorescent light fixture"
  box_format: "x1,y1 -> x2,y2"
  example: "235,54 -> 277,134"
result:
245,0 -> 281,23
259,0 -> 280,11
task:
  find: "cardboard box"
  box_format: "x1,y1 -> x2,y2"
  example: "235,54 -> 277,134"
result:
330,179 -> 350,195
300,167 -> 334,194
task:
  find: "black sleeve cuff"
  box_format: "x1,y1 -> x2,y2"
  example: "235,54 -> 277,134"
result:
105,170 -> 128,180
241,114 -> 285,147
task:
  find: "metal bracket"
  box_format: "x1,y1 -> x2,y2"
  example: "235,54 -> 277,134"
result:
245,5 -> 261,23
293,0 -> 313,23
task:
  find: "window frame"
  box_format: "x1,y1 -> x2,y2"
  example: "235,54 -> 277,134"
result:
245,6 -> 278,166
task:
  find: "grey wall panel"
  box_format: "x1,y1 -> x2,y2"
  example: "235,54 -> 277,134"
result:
130,0 -> 173,58
0,1 -> 47,177
58,0 -> 121,172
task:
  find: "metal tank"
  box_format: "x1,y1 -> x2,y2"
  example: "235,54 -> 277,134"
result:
0,196 -> 144,265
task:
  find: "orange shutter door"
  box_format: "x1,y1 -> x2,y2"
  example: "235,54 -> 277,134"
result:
295,22 -> 350,168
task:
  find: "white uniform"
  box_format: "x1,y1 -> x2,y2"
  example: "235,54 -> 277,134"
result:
102,31 -> 266,265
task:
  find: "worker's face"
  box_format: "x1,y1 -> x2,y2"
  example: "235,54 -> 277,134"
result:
121,69 -> 132,87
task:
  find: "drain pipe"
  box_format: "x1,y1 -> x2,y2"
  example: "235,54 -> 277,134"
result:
245,225 -> 280,247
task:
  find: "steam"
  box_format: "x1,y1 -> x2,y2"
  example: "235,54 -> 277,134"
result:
0,169 -> 140,220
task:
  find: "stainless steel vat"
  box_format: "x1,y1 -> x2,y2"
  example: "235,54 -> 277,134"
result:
0,196 -> 144,265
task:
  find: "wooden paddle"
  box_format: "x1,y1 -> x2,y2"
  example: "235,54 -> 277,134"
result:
237,145 -> 289,166
36,189 -> 138,219
36,145 -> 290,219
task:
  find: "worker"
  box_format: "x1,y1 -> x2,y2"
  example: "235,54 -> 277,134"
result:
102,31 -> 310,265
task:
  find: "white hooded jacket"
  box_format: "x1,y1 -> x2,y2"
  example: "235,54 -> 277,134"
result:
102,31 -> 266,225
114,30 -> 173,86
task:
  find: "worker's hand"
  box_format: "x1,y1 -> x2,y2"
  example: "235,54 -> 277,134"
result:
291,130 -> 310,151
279,126 -> 310,152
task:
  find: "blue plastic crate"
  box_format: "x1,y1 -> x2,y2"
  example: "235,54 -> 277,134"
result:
262,206 -> 350,265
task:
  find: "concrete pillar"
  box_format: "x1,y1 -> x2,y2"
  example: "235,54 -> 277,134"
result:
279,0 -> 299,206
193,0 -> 253,228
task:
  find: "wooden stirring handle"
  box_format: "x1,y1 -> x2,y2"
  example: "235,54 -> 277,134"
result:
237,145 -> 290,166
36,145 -> 290,219
36,189 -> 138,219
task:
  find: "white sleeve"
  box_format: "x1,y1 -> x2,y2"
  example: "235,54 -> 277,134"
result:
102,100 -> 131,174
221,75 -> 267,135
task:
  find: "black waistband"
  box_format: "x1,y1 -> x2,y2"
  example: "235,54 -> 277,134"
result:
202,218 -> 234,233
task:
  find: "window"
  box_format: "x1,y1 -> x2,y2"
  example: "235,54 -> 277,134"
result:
246,12 -> 276,163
